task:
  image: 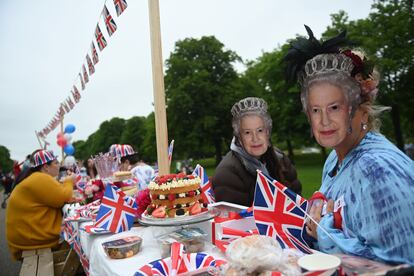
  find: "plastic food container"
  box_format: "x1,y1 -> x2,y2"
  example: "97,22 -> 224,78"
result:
157,227 -> 207,258
102,235 -> 142,259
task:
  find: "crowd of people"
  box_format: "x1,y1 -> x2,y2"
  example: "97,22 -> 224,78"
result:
2,26 -> 414,269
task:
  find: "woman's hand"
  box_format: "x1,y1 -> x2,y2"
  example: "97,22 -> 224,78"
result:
306,199 -> 334,239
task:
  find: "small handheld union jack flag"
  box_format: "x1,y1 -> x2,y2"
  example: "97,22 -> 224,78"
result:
94,184 -> 137,233
192,164 -> 215,204
103,5 -> 117,36
168,139 -> 174,166
113,0 -> 128,17
253,171 -> 313,254
95,24 -> 107,51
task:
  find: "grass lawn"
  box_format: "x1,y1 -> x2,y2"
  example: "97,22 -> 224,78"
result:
194,153 -> 325,199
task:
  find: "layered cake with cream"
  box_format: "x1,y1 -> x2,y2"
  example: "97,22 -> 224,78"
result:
146,173 -> 206,218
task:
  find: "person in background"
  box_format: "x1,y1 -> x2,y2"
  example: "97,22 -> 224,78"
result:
6,149 -> 74,260
83,158 -> 97,179
111,144 -> 155,190
21,155 -> 31,171
284,25 -> 414,264
212,97 -> 301,207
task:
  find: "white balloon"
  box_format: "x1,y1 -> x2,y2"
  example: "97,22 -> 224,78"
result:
64,155 -> 76,167
64,133 -> 72,143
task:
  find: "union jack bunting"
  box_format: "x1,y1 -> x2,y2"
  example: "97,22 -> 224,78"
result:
79,73 -> 85,90
192,164 -> 215,204
95,25 -> 107,51
253,171 -> 313,254
135,253 -> 219,276
62,221 -> 78,245
94,184 -> 137,233
66,96 -> 75,109
86,54 -> 95,75
168,139 -> 174,165
113,0 -> 128,16
103,5 -> 117,36
81,225 -> 111,234
82,64 -> 89,83
91,42 -> 99,65
72,85 -> 81,103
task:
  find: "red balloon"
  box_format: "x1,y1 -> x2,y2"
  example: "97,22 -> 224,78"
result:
57,136 -> 67,147
57,132 -> 64,139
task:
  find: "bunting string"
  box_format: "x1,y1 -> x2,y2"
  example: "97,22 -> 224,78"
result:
37,0 -> 128,139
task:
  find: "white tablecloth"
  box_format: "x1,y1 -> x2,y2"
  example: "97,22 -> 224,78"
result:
78,221 -> 223,276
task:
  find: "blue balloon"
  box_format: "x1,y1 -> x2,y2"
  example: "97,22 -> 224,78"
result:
64,144 -> 75,155
64,124 -> 76,134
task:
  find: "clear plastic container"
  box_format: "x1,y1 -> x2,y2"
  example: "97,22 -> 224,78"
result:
157,227 -> 207,258
102,235 -> 142,259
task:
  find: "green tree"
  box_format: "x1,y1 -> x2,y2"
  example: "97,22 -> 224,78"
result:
120,116 -> 147,157
141,112 -> 157,162
242,47 -> 310,161
0,145 -> 13,172
164,36 -> 241,164
325,0 -> 414,150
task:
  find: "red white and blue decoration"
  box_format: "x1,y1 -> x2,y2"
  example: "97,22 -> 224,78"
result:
135,252 -> 224,276
94,184 -> 137,233
253,171 -> 313,254
37,1 -> 127,139
192,164 -> 215,204
32,150 -> 57,167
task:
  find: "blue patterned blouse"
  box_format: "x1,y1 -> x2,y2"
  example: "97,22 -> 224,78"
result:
317,131 -> 414,264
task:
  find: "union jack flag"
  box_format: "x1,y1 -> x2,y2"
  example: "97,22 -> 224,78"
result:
135,253 -> 218,276
94,184 -> 137,233
86,54 -> 95,75
79,73 -> 85,90
95,24 -> 107,51
91,42 -> 99,65
62,221 -> 78,245
103,5 -> 117,36
82,64 -> 89,83
81,225 -> 111,234
253,171 -> 312,254
168,139 -> 174,165
113,0 -> 128,16
192,164 -> 215,204
72,85 -> 81,103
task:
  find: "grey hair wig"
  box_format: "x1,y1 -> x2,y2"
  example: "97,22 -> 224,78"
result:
232,112 -> 273,141
301,70 -> 362,119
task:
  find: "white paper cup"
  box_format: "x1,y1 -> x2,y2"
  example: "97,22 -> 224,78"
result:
298,253 -> 341,275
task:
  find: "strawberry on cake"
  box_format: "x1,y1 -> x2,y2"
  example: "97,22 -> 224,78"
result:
146,173 -> 207,218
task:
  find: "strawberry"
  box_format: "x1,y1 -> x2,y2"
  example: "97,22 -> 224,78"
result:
168,194 -> 176,201
151,194 -> 158,200
152,206 -> 166,218
189,202 -> 202,215
187,190 -> 195,197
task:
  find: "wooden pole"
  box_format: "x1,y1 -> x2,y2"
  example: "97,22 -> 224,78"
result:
60,118 -> 64,162
148,0 -> 169,175
35,131 -> 43,149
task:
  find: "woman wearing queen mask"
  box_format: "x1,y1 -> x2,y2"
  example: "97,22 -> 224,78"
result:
284,26 -> 414,264
212,97 -> 301,207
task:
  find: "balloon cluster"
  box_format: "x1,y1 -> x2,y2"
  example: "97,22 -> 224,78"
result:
57,124 -> 76,156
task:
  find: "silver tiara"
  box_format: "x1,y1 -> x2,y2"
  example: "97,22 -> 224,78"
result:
231,97 -> 268,118
300,53 -> 354,82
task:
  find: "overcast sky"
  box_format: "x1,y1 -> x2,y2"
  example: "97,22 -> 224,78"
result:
0,0 -> 373,162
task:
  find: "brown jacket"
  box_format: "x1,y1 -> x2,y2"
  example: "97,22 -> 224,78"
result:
212,148 -> 301,207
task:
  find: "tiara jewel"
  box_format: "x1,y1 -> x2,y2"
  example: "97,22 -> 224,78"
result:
301,53 -> 354,82
231,97 -> 268,118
